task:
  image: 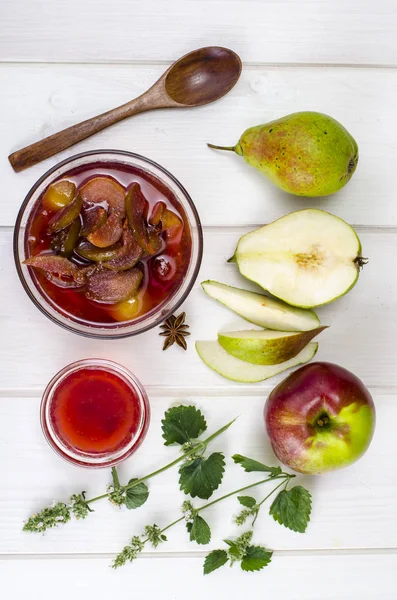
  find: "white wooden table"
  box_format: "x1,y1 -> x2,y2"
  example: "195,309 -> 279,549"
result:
1,1 -> 397,598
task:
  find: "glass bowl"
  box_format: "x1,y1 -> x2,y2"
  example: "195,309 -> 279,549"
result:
40,358 -> 150,468
14,150 -> 203,338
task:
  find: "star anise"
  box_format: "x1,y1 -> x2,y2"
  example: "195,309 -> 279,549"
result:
159,312 -> 190,351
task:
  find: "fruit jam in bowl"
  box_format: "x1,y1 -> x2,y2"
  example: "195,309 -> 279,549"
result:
14,150 -> 203,338
41,359 -> 150,468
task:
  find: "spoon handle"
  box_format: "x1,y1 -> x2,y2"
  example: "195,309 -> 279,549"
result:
8,91 -> 167,173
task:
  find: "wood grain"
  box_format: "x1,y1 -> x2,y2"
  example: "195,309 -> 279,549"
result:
3,65 -> 397,227
0,394 -> 396,555
0,0 -> 396,65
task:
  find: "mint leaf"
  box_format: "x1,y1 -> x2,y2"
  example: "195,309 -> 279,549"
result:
188,515 -> 211,545
269,486 -> 312,533
161,405 -> 207,446
179,452 -> 225,499
241,546 -> 272,572
238,496 -> 256,508
125,479 -> 149,509
203,549 -> 229,575
225,540 -> 241,561
232,454 -> 282,477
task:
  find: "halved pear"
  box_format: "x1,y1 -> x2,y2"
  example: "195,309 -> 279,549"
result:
201,280 -> 319,331
195,341 -> 318,383
231,209 -> 365,308
218,327 -> 326,365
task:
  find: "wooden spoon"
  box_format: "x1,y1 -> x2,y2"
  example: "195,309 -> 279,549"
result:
8,46 -> 242,172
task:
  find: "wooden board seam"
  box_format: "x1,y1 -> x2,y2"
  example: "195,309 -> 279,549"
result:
1,60 -> 397,70
1,385 -> 397,398
1,548 -> 397,560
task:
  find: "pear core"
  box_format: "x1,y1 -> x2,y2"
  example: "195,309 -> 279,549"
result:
232,208 -> 363,308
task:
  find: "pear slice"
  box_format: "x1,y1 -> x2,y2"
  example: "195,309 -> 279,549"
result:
202,280 -> 319,331
231,209 -> 365,308
195,341 -> 318,383
218,327 -> 326,365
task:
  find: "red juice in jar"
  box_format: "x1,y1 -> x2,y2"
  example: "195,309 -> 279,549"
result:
41,359 -> 150,467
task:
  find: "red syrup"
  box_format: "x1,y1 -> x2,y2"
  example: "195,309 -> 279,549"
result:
51,368 -> 140,453
41,360 -> 150,467
26,161 -> 192,327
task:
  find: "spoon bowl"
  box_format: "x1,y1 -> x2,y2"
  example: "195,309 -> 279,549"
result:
164,46 -> 242,106
9,46 -> 242,172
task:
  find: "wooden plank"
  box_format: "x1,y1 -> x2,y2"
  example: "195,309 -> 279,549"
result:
0,392 -> 396,555
1,228 -> 396,392
3,64 -> 397,227
0,553 -> 396,599
0,0 -> 396,65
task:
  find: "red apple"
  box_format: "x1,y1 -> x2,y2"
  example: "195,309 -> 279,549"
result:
264,362 -> 375,474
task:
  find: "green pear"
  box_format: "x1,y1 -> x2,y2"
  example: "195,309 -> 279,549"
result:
230,208 -> 366,308
201,280 -> 320,331
218,327 -> 326,365
195,341 -> 318,383
208,112 -> 358,197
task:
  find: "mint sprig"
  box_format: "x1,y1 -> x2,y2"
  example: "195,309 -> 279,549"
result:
234,477 -> 288,527
114,459 -> 310,575
232,456 -> 312,532
24,407 -> 313,578
204,531 -> 272,574
241,545 -> 273,572
23,405 -> 235,534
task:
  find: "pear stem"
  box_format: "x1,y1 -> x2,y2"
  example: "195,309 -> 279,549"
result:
207,143 -> 236,152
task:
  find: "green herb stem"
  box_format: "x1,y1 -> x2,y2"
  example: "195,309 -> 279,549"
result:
198,474 -> 292,513
251,477 -> 292,526
86,418 -> 236,506
201,418 -> 237,446
124,444 -> 206,489
143,517 -> 185,543
86,493 -> 109,504
111,467 -> 121,489
139,473 -> 294,542
257,478 -> 291,508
